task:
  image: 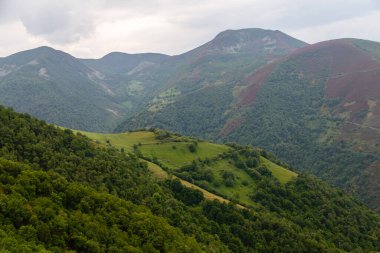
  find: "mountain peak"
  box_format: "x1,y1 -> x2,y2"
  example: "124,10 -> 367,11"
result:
33,45 -> 57,52
183,28 -> 307,58
0,46 -> 80,68
214,28 -> 279,38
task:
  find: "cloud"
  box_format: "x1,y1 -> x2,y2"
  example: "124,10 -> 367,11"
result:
0,0 -> 379,57
289,10 -> 380,44
262,0 -> 379,28
0,21 -> 46,57
2,0 -> 98,44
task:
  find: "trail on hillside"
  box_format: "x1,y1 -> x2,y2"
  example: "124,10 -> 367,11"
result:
346,121 -> 380,131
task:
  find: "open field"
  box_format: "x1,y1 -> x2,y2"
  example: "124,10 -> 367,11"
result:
145,160 -> 244,208
75,130 -> 157,150
140,141 -> 230,169
260,157 -> 298,183
205,160 -> 258,207
77,130 -> 296,208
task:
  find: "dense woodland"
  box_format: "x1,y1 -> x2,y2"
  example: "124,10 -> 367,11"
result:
226,54 -> 380,209
0,106 -> 379,252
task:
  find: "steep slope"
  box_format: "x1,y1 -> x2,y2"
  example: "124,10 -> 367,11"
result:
0,46 -> 121,132
75,127 -> 380,252
77,129 -> 297,208
117,28 -> 307,137
116,37 -> 380,211
1,106 -> 380,252
81,52 -> 175,116
226,38 -> 380,210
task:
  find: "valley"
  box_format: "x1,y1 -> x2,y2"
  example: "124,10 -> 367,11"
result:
1,28 -> 379,211
2,0 -> 380,251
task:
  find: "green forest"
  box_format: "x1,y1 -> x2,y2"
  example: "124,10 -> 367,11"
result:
0,105 -> 379,252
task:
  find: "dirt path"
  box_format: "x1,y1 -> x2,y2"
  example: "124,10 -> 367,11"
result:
346,121 -> 380,131
145,160 -> 246,209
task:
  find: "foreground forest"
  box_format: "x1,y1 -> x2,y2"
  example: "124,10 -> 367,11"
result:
0,105 -> 379,252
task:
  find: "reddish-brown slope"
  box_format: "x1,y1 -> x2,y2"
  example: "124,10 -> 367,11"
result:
237,62 -> 278,106
220,116 -> 245,136
238,39 -> 380,123
312,41 -> 380,120
233,39 -> 380,153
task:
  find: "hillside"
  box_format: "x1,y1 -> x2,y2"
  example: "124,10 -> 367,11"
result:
0,46 -> 122,132
76,129 -> 297,208
117,28 -> 307,137
1,106 -> 379,252
0,29 -> 305,135
226,38 -> 380,210
119,38 -> 380,211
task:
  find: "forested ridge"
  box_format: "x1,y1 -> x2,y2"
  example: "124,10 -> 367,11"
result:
0,105 -> 379,252
116,38 -> 380,212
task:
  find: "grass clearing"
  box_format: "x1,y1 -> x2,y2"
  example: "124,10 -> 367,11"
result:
260,157 -> 297,183
205,160 -> 258,207
140,141 -> 230,169
144,159 -> 244,208
145,160 -> 169,179
76,129 -> 295,209
75,130 -> 157,151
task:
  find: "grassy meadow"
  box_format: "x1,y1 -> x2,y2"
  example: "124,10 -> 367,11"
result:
77,129 -> 297,208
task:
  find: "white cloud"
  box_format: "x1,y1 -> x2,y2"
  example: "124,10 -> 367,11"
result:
0,21 -> 46,57
0,0 -> 379,58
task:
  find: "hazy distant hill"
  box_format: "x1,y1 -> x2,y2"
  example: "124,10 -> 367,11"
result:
81,52 -> 170,75
0,46 -> 121,132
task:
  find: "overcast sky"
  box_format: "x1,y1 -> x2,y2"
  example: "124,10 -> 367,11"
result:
0,0 -> 379,58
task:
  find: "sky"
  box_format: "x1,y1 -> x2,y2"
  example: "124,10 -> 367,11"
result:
0,0 -> 379,58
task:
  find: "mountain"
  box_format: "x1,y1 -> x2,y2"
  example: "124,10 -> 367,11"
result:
0,28 -> 306,133
1,105 -> 379,252
2,28 -> 380,211
81,52 -> 170,74
0,46 -> 121,132
120,38 -> 380,211
181,28 -> 306,58
117,28 -> 307,136
226,38 -> 380,210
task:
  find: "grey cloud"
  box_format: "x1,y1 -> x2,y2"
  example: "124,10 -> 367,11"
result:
0,0 -> 16,23
0,0 -> 379,57
167,0 -> 380,31
274,0 -> 380,29
3,0 -> 97,44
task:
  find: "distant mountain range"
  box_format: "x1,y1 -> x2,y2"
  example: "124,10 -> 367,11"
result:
0,28 -> 379,211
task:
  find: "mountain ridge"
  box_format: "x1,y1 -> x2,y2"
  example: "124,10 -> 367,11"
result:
1,28 -> 380,211
116,36 -> 380,211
